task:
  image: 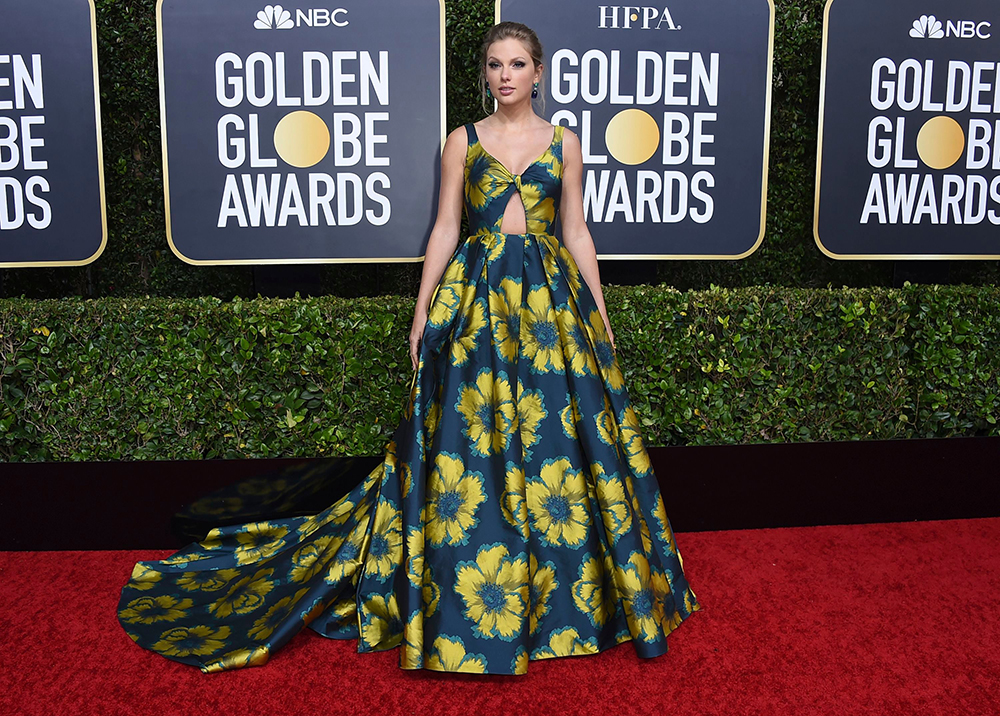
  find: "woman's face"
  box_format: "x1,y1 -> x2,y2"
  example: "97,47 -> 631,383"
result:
485,37 -> 542,106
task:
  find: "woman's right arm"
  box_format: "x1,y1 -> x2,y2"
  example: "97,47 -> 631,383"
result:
409,125 -> 469,370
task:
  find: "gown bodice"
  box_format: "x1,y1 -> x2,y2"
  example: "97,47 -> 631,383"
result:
463,122 -> 565,236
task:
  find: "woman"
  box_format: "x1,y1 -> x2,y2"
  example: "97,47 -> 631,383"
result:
117,21 -> 700,675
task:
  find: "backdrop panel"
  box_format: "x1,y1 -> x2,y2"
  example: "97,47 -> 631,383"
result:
499,0 -> 774,259
158,0 -> 445,263
0,0 -> 106,267
816,0 -> 1000,259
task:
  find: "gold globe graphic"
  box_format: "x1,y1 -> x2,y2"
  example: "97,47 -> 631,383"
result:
605,109 -> 660,166
273,111 -> 331,168
916,116 -> 965,170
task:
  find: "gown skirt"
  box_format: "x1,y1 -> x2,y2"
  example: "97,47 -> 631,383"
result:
117,123 -> 701,675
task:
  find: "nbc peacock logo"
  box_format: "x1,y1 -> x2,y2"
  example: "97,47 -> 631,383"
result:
909,14 -> 944,39
255,4 -> 294,30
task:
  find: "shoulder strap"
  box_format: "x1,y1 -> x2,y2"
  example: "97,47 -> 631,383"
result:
465,122 -> 478,146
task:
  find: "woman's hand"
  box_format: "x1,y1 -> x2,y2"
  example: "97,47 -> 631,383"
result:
409,309 -> 427,371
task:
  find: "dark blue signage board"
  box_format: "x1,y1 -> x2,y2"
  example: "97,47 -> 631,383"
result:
816,0 -> 1000,258
0,0 -> 106,266
499,0 -> 774,259
158,0 -> 445,263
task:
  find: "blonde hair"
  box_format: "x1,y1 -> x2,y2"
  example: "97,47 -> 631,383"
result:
478,22 -> 545,115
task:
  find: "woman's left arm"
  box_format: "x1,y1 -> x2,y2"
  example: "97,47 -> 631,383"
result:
558,128 -> 615,349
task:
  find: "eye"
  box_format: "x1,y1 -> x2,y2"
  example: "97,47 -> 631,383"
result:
488,61 -> 500,69
514,61 -> 525,68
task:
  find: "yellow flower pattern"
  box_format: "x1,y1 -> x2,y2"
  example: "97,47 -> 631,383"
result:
422,567 -> 441,619
405,524 -> 424,591
425,452 -> 486,547
209,568 -> 276,618
528,554 -> 558,636
125,563 -> 163,591
475,227 -> 507,264
591,461 -> 634,544
450,289 -> 487,367
595,393 -> 620,448
571,551 -> 620,628
557,243 -> 583,296
427,257 -> 467,328
465,150 -> 507,212
364,499 -> 403,582
247,588 -> 310,641
117,121 -> 699,675
423,398 -> 442,455
616,553 -> 665,643
454,543 -> 528,640
620,405 -> 653,476
360,592 -> 403,650
526,458 -> 590,548
488,277 -> 522,363
161,551 -> 214,567
401,610 -> 424,669
288,536 -> 339,583
515,379 -> 546,461
521,287 -> 566,374
532,626 -> 600,659
233,522 -> 289,566
560,392 -> 582,439
119,595 -> 194,625
626,473 -> 655,554
426,636 -> 488,674
176,569 -> 241,593
152,625 -> 231,659
500,462 -> 529,539
586,308 -> 625,392
652,491 -> 678,551
561,308 -> 598,378
511,646 -> 529,675
455,368 -> 516,458
323,520 -> 366,585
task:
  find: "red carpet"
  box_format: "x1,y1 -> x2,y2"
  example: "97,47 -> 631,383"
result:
2,518 -> 998,716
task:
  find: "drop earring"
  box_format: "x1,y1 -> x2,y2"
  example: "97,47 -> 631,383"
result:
486,84 -> 493,99
532,82 -> 539,99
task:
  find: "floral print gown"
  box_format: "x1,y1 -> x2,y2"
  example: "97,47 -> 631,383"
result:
117,122 -> 701,674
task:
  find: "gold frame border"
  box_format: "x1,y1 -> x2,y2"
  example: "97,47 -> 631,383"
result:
159,0 -> 447,265
813,0 -> 1000,260
496,0 -> 775,261
1,0 -> 108,268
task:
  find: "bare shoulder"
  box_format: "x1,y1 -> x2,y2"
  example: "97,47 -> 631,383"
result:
560,126 -> 580,145
442,125 -> 470,162
560,126 -> 582,159
445,124 -> 470,148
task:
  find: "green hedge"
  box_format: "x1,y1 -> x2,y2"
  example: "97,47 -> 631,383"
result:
3,284 -> 997,461
1,0 -> 997,301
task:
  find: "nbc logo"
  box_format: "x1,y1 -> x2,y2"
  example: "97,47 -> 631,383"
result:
255,5 -> 294,30
253,4 -> 349,29
909,14 -> 991,40
909,14 -> 943,39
